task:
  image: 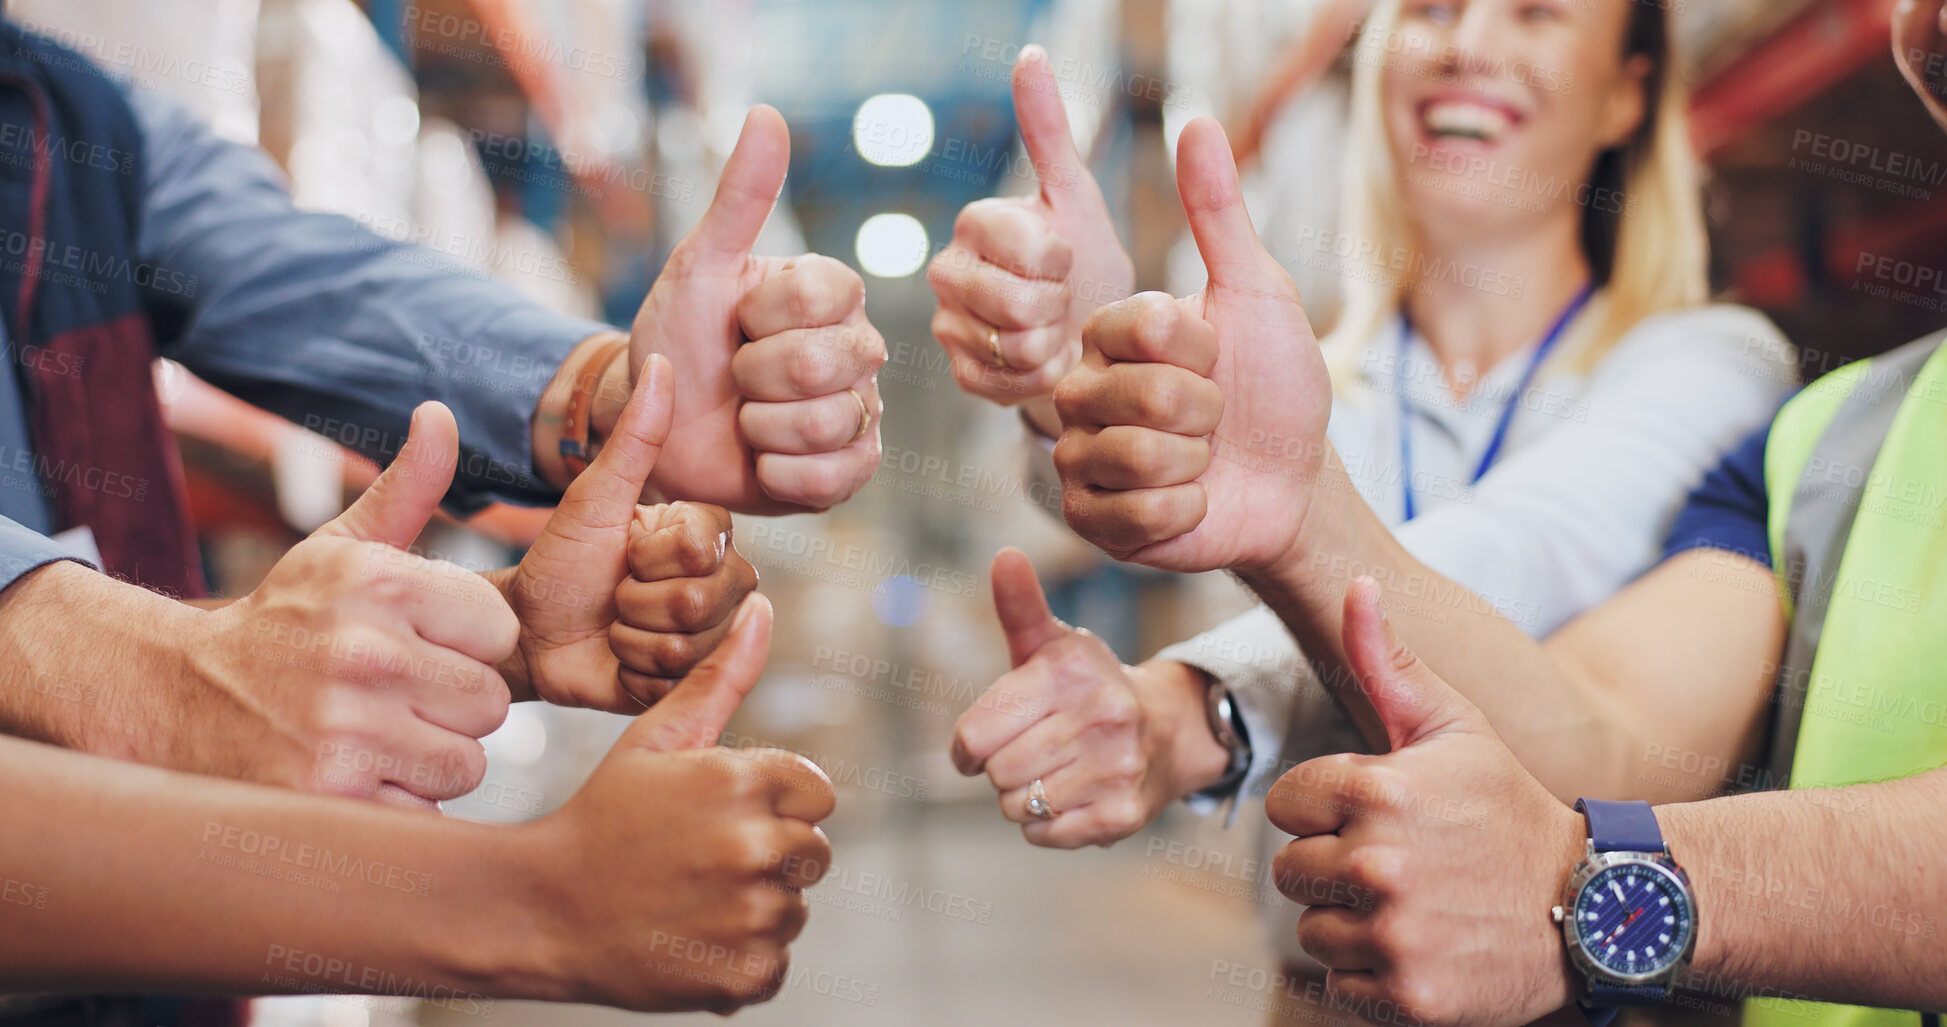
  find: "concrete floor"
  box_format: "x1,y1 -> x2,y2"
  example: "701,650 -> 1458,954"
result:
422,803 -> 1276,1027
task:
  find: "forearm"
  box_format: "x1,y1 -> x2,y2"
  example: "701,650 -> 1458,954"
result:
1238,453 -> 1639,798
1662,770 -> 1947,1011
0,734 -> 548,999
0,562 -> 203,763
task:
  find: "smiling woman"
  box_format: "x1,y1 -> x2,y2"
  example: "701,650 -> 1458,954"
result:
1334,0 -> 1706,373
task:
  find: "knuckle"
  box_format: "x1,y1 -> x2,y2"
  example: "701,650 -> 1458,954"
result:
1049,434 -> 1084,481
1345,844 -> 1404,899
1135,373 -> 1182,426
671,580 -> 722,631
785,341 -> 831,392
1051,375 -> 1088,423
793,398 -> 851,451
1390,975 -> 1445,1024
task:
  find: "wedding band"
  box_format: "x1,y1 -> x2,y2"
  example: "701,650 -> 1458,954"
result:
986,326 -> 1011,370
1025,778 -> 1058,820
845,387 -> 872,446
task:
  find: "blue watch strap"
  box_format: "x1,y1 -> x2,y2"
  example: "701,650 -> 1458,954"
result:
1577,798 -> 1666,854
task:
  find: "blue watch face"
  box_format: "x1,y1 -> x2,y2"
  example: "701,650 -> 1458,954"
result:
1572,862 -> 1695,978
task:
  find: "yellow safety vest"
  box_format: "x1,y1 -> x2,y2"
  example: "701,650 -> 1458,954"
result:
1744,335 -> 1947,1027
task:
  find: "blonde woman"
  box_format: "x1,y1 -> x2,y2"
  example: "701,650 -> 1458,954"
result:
932,0 -> 1794,1009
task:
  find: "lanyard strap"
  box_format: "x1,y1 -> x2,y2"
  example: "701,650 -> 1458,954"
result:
1395,283 -> 1593,522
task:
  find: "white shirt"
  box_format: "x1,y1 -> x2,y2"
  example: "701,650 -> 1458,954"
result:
1146,299 -> 1793,958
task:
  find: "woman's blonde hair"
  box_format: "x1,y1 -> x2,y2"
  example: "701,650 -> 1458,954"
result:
1325,0 -> 1707,372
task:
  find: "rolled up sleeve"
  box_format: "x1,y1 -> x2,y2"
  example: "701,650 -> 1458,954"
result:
128,87 -> 612,511
0,516 -> 92,596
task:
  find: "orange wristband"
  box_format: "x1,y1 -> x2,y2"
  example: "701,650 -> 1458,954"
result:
558,336 -> 631,478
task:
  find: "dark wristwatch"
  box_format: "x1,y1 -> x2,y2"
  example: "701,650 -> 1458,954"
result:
1201,679 -> 1252,794
1553,799 -> 1698,1027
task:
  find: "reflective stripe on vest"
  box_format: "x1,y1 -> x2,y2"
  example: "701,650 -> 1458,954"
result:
1744,334 -> 1947,1027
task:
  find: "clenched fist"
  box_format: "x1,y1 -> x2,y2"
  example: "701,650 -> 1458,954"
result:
1055,116 -> 1332,574
629,106 -> 886,514
183,402 -> 517,807
927,45 -> 1133,434
952,549 -> 1230,848
499,355 -> 758,712
1268,579 -> 1583,1027
521,594 -> 838,1014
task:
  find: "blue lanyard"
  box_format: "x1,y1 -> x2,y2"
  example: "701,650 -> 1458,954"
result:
1395,283 -> 1593,522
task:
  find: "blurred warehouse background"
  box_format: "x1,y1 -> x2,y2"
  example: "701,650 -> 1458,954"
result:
12,0 -> 1945,1024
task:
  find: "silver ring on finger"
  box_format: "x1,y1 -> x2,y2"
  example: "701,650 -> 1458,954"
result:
1025,778 -> 1058,819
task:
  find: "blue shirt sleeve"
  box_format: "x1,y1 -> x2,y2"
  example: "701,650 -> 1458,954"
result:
1661,424 -> 1774,569
127,85 -> 612,511
0,514 -> 91,595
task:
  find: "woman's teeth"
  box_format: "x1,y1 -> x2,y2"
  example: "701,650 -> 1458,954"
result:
1423,101 -> 1513,142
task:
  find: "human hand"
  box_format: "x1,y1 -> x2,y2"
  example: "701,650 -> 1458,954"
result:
926,45 -> 1133,429
628,105 -> 885,514
503,355 -> 758,712
1054,116 -> 1331,574
185,403 -> 518,807
1267,579 -> 1582,1027
1896,0 -> 1947,130
521,594 -> 837,1014
950,549 -> 1228,847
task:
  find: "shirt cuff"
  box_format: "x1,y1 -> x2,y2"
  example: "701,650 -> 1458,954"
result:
0,517 -> 97,596
1157,611 -> 1310,828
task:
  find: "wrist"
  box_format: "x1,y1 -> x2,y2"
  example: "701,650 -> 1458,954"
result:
487,817 -> 595,1003
533,331 -> 633,492
1132,660 -> 1230,801
412,815 -> 568,1002
0,561 -> 203,765
1541,802 -> 1591,1011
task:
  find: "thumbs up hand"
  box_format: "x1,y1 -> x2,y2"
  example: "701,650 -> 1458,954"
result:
1054,116 -> 1330,574
927,45 -> 1134,426
1266,579 -> 1581,1027
627,105 -> 885,515
184,402 -> 521,807
499,355 -> 758,712
950,549 -> 1230,848
526,593 -> 837,1014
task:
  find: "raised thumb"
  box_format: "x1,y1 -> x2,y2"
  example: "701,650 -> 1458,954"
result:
1013,45 -> 1091,211
1340,577 -> 1473,753
682,105 -> 789,261
1175,116 -> 1272,289
626,593 -> 773,752
317,401 -> 457,548
991,547 -> 1070,668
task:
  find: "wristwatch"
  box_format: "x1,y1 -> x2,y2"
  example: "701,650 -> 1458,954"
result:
1202,679 -> 1252,793
1553,799 -> 1698,1027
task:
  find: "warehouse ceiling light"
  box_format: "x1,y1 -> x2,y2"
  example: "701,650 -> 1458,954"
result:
855,213 -> 929,278
853,93 -> 934,167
